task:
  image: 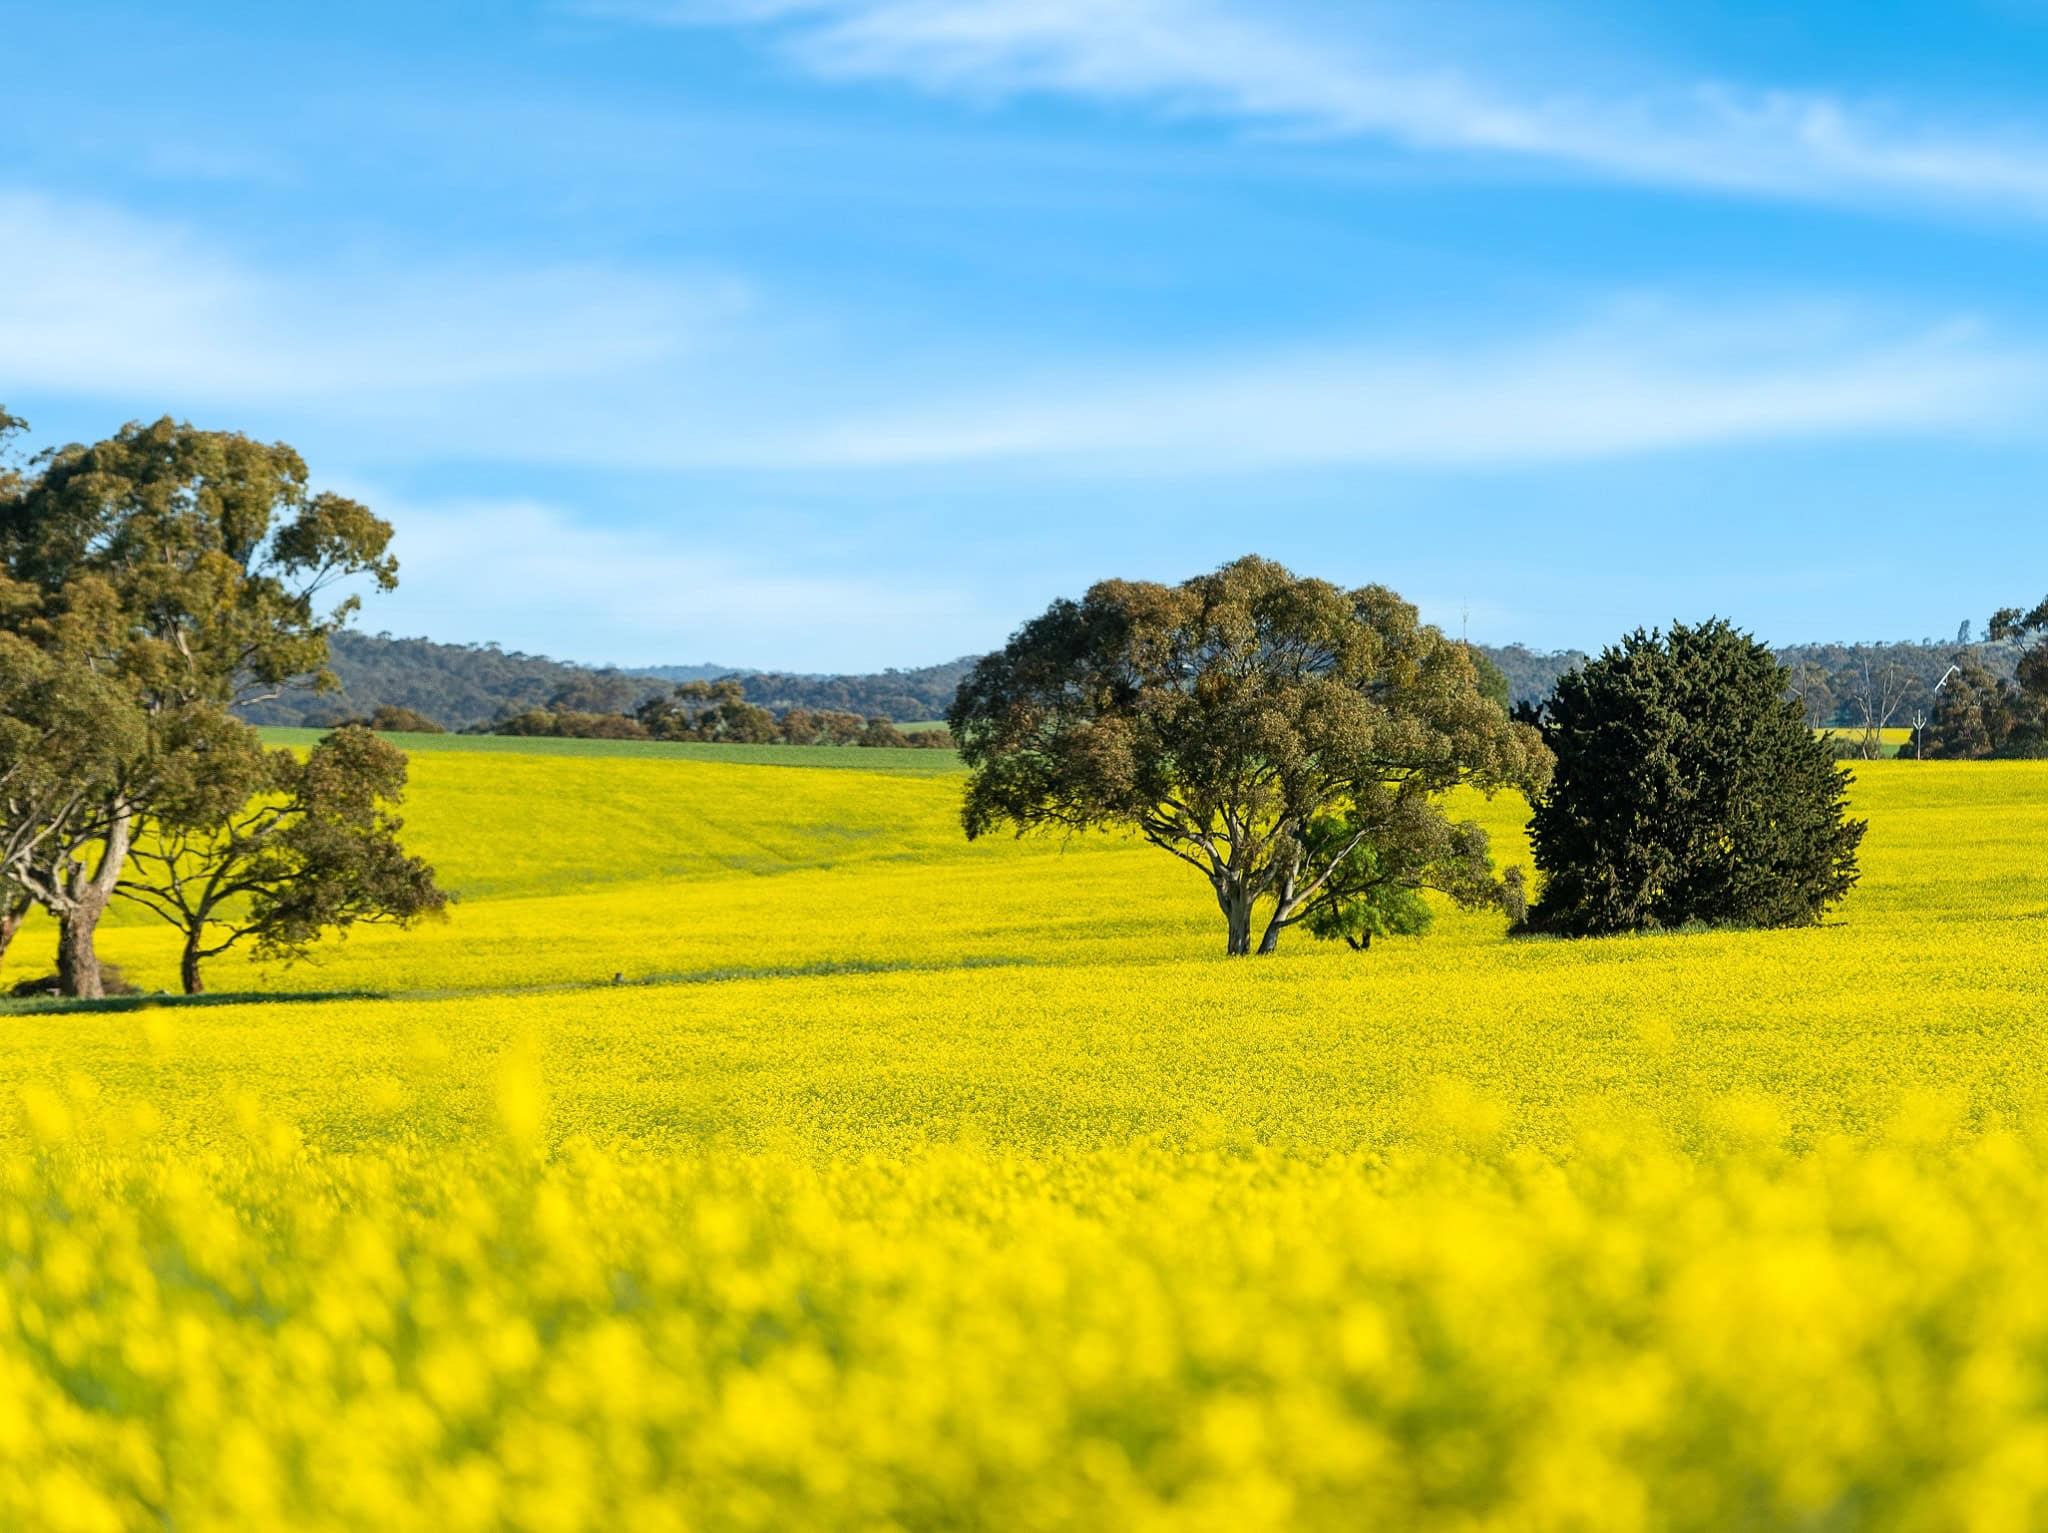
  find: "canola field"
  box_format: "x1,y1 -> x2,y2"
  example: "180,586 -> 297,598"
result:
6,741 -> 2048,1530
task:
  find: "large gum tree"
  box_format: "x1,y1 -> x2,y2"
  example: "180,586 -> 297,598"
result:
0,415 -> 396,997
948,556 -> 1552,956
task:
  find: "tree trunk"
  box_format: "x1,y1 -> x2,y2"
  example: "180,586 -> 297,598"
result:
57,902 -> 106,1000
180,937 -> 206,996
1224,890 -> 1254,956
52,795 -> 133,1001
0,890 -> 27,977
1256,875 -> 1303,955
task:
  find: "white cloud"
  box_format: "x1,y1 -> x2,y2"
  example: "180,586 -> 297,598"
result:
606,0 -> 2048,215
2,187 -> 2036,476
783,306 -> 2041,470
0,189 -> 746,405
357,494 -> 976,669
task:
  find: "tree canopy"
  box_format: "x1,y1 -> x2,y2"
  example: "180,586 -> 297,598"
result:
1919,598 -> 2048,759
1524,620 -> 1864,936
0,412 -> 433,998
948,556 -> 1551,955
3,417 -> 395,707
119,725 -> 447,994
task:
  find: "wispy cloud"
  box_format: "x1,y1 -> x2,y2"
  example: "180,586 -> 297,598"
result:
359,493 -> 975,667
601,0 -> 2048,216
0,189 -> 747,405
3,187 -> 2036,474
784,305 -> 2040,470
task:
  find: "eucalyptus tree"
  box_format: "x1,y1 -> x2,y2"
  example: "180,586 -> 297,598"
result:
948,556 -> 1551,956
0,628 -> 143,975
1299,810 -> 1527,951
0,408 -> 26,497
1990,597 -> 2048,724
0,415 -> 398,996
119,726 -> 446,994
1920,598 -> 2048,758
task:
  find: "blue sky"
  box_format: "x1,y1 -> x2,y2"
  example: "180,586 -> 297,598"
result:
5,0 -> 2047,669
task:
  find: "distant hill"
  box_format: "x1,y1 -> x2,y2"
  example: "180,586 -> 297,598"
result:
624,663 -> 758,684
239,633 -> 977,730
237,629 -> 2014,733
726,659 -> 980,722
237,632 -> 685,730
1774,638 -> 2020,728
1484,644 -> 1589,709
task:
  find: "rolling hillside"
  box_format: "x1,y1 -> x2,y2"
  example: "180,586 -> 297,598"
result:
6,730 -> 2035,1004
8,741 -> 2048,1528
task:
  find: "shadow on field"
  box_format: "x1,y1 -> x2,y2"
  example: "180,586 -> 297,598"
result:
0,989 -> 381,1018
0,954 -> 1046,1017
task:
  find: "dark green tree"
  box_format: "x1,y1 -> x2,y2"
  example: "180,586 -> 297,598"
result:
0,415 -> 398,996
640,679 -> 784,742
1918,600 -> 2048,759
812,710 -> 868,745
1525,620 -> 1864,936
1987,599 -> 2048,645
118,726 -> 447,994
0,408 -> 27,498
547,671 -> 643,716
949,556 -> 1551,956
494,707 -> 652,740
1916,657 -> 2038,759
364,704 -> 445,734
1993,598 -> 2048,729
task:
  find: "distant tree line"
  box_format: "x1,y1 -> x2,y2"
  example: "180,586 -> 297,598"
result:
1486,644 -> 1590,710
1907,599 -> 2048,759
1777,637 -> 2022,747
245,624 -> 2048,747
491,680 -> 954,749
1760,617 -> 2048,761
237,630 -> 683,730
240,633 -> 982,732
346,704 -> 446,734
703,659 -> 979,722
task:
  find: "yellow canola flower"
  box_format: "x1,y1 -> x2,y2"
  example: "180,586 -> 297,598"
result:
6,1092 -> 2048,1529
493,1042 -> 550,1148
0,752 -> 2037,1528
